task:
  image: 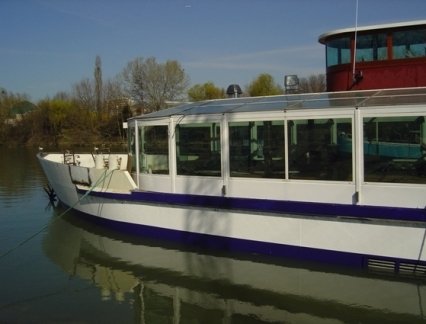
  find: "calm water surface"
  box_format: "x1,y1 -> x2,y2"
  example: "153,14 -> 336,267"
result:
1,147 -> 426,323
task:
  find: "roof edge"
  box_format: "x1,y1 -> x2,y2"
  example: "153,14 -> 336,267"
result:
319,19 -> 426,44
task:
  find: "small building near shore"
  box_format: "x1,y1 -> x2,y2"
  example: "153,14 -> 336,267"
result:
5,101 -> 36,125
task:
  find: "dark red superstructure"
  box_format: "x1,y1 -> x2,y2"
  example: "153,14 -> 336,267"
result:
319,20 -> 426,92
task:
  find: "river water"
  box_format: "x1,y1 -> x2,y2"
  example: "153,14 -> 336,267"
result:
1,147 -> 426,323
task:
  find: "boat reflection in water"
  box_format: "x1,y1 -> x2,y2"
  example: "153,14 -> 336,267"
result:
44,210 -> 426,323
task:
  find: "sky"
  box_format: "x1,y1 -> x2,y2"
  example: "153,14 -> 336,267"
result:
0,0 -> 425,101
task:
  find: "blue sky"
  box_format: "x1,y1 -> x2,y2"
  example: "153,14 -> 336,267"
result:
0,0 -> 425,101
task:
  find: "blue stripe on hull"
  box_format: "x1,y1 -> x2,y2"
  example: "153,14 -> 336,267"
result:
73,208 -> 426,271
78,188 -> 426,223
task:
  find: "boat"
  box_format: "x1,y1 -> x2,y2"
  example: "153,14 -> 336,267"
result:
37,20 -> 426,272
43,210 -> 426,323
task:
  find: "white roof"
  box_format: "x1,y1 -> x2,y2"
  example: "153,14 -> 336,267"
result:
130,87 -> 426,122
319,20 -> 426,44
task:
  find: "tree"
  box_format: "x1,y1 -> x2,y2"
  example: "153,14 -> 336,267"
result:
53,91 -> 71,101
103,78 -> 126,116
188,82 -> 225,101
246,74 -> 282,97
0,89 -> 29,143
121,57 -> 189,113
94,55 -> 103,114
102,78 -> 129,140
33,99 -> 74,146
72,78 -> 95,111
299,74 -> 326,93
25,97 -> 98,146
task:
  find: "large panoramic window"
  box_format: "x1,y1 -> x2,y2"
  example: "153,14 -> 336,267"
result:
176,122 -> 221,176
364,116 -> 426,183
288,118 -> 352,181
229,120 -> 284,178
393,29 -> 426,59
139,125 -> 169,174
356,33 -> 387,62
326,37 -> 351,67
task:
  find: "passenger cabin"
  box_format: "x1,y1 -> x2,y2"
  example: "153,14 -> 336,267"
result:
319,20 -> 426,91
127,88 -> 426,209
126,20 -> 426,209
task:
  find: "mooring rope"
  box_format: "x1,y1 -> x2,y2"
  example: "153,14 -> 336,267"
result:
0,168 -> 116,261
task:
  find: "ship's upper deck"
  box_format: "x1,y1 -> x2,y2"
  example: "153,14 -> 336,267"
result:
318,20 -> 426,91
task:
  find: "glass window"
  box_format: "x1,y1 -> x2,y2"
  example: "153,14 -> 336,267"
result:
229,121 -> 284,178
288,118 -> 352,181
356,33 -> 387,62
128,126 -> 136,172
326,37 -> 351,67
364,116 -> 426,183
140,125 -> 169,174
176,123 -> 221,176
393,29 -> 426,59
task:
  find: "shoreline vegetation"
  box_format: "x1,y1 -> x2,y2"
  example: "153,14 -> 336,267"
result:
0,56 -> 325,150
0,97 -> 131,151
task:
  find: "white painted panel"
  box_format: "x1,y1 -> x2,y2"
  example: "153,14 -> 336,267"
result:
228,178 -> 356,204
361,183 -> 426,208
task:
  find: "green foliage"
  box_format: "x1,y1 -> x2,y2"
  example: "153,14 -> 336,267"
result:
187,82 -> 225,101
0,90 -> 30,144
247,74 -> 283,97
26,99 -> 74,146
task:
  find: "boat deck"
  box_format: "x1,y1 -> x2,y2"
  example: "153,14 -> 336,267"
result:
41,152 -> 131,170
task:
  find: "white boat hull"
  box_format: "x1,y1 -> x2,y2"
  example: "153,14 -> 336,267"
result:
38,153 -> 426,270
